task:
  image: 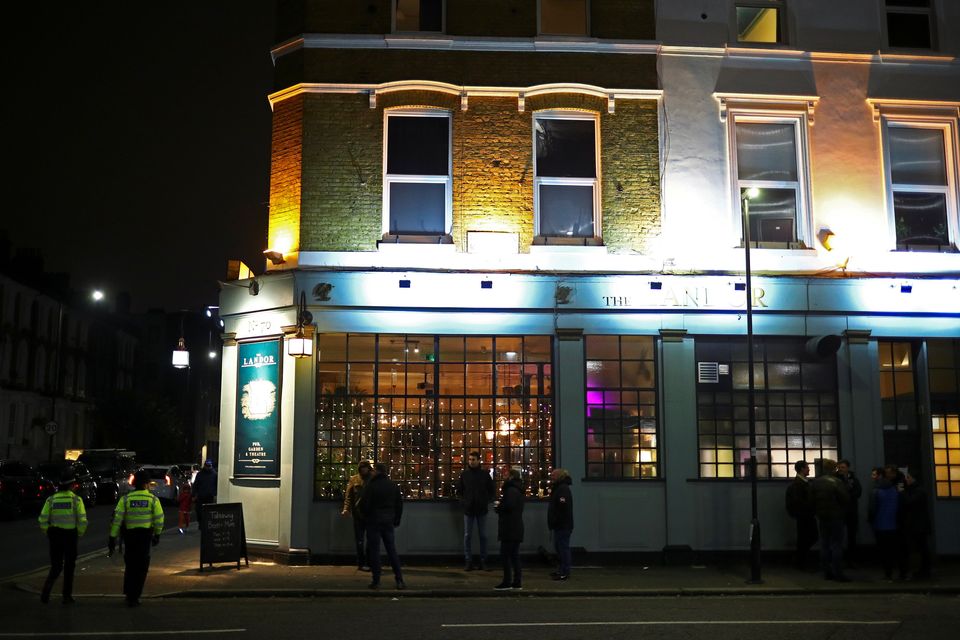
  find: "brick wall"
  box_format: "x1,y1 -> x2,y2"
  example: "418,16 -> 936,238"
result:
267,96 -> 304,254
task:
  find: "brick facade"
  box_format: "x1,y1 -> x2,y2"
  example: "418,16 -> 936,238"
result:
267,96 -> 304,254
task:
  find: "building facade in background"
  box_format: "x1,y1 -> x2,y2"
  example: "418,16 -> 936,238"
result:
217,1 -> 960,561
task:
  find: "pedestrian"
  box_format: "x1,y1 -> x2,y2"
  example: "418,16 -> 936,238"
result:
341,460 -> 372,571
547,468 -> 574,581
177,483 -> 192,534
899,469 -> 932,580
192,459 -> 217,531
456,451 -> 495,571
361,463 -> 405,590
785,459 -> 818,571
869,464 -> 904,581
494,467 -> 525,591
835,459 -> 862,564
108,469 -> 164,607
37,470 -> 88,604
811,458 -> 850,581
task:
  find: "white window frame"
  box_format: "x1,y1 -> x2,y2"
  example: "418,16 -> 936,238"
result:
392,0 -> 445,34
537,0 -> 590,37
880,115 -> 960,251
731,1 -> 788,46
727,109 -> 812,249
882,0 -> 937,51
533,110 -> 601,241
382,108 -> 453,237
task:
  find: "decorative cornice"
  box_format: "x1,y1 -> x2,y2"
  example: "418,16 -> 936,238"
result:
714,92 -> 820,124
866,98 -> 960,122
663,44 -> 958,67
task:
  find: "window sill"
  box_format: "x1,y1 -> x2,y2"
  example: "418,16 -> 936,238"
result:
530,239 -> 606,254
738,244 -> 815,253
378,235 -> 455,251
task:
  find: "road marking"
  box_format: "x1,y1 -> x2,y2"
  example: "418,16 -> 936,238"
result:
0,630 -> 245,638
442,620 -> 901,628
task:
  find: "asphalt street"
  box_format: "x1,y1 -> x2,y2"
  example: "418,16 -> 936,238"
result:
0,593 -> 957,639
0,502 -> 179,580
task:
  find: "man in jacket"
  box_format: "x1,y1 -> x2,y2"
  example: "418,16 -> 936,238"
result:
456,451 -> 495,571
192,459 -> 217,531
785,460 -> 817,571
494,467 -> 524,591
38,470 -> 88,604
869,464 -> 903,581
812,459 -> 850,581
900,469 -> 931,579
361,463 -> 405,590
341,460 -> 372,571
547,468 -> 574,581
836,459 -> 863,564
109,469 -> 164,607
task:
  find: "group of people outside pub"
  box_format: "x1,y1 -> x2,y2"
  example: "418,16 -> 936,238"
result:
786,457 -> 932,582
342,452 -> 574,590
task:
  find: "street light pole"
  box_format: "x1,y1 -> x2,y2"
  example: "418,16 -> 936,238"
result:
742,189 -> 762,584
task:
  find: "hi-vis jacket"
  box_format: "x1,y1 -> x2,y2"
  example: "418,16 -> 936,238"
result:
110,489 -> 164,537
38,490 -> 88,535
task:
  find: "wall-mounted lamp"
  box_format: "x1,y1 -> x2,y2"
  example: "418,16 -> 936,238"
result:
172,336 -> 190,369
286,291 -> 314,359
399,279 -> 411,289
91,290 -> 105,302
818,228 -> 837,251
263,249 -> 286,265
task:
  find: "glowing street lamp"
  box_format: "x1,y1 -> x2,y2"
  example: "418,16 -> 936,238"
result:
172,337 -> 190,369
91,290 -> 105,302
286,291 -> 314,359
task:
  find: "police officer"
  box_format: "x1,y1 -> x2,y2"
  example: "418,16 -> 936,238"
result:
38,470 -> 88,604
109,469 -> 164,607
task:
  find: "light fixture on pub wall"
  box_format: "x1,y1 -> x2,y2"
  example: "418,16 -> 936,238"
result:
287,291 -> 314,359
817,227 -> 850,270
263,249 -> 286,265
172,314 -> 190,369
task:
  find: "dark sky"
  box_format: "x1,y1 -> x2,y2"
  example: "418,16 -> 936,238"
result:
5,2 -> 277,312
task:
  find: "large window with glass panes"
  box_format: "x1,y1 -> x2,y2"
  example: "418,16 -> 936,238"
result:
315,334 -> 553,500
585,335 -> 659,479
928,338 -> 960,498
696,337 -> 839,478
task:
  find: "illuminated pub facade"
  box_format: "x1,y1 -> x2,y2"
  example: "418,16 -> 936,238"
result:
218,1 -> 960,562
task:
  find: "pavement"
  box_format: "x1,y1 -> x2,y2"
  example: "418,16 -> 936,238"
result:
10,523 -> 960,600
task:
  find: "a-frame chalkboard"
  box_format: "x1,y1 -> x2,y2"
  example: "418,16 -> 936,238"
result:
199,502 -> 250,571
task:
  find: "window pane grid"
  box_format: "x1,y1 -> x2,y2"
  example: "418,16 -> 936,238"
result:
929,339 -> 960,498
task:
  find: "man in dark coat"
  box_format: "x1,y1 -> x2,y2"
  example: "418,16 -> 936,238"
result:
812,459 -> 850,581
785,460 -> 818,570
900,469 -> 931,579
836,459 -> 863,564
456,451 -> 495,571
547,468 -> 574,581
361,463 -> 405,589
493,467 -> 524,591
192,460 -> 217,532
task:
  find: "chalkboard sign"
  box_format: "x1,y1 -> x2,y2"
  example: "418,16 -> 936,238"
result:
199,502 -> 249,571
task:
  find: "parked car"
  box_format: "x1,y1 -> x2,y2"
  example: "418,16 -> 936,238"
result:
37,461 -> 98,507
173,463 -> 200,485
0,460 -> 54,518
77,449 -> 137,503
132,465 -> 188,504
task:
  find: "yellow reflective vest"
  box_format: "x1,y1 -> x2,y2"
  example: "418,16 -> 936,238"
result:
111,489 -> 164,537
38,490 -> 88,535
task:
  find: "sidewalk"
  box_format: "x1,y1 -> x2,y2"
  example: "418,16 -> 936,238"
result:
13,524 -> 960,600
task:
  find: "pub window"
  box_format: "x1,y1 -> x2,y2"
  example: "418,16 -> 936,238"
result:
315,334 -> 554,500
696,337 -> 839,479
585,335 -> 659,479
735,1 -> 786,44
884,0 -> 935,50
534,112 -> 599,240
394,0 -> 443,33
383,110 -> 452,237
928,339 -> 960,498
539,0 -> 589,36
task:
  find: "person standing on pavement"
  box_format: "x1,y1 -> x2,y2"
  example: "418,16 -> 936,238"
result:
341,460 -> 372,571
812,458 -> 850,581
109,469 -> 164,607
456,451 -> 495,571
192,459 -> 217,531
361,463 -> 405,590
494,467 -> 525,591
899,469 -> 932,580
869,464 -> 903,581
835,459 -> 862,564
547,468 -> 574,581
37,470 -> 88,604
785,460 -> 818,571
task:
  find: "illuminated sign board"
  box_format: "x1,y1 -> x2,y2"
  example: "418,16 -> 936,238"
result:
234,339 -> 282,477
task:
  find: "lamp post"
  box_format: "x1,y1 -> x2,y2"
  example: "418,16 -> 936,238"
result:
741,187 -> 762,584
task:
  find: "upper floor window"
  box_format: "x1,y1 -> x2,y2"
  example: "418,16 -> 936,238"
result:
735,1 -> 786,45
883,120 -> 958,251
539,0 -> 589,36
383,110 -> 452,237
394,0 -> 443,33
731,114 -> 810,248
534,112 -> 599,239
884,0 -> 935,49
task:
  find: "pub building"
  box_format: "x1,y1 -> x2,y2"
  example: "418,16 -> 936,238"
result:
216,1 -> 960,563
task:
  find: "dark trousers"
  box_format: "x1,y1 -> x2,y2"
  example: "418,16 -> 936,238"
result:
875,529 -> 907,578
818,518 -> 845,578
463,513 -> 488,563
366,521 -> 402,584
352,516 -> 366,568
554,529 -> 573,576
122,528 -> 154,602
795,516 -> 818,570
43,528 -> 78,599
500,541 -> 521,586
845,515 -> 859,561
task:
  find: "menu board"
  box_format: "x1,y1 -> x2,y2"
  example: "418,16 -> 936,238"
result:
199,502 -> 249,570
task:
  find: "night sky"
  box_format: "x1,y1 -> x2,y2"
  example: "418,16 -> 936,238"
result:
5,2 -> 278,312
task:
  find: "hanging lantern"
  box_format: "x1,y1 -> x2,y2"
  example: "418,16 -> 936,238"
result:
172,336 -> 190,369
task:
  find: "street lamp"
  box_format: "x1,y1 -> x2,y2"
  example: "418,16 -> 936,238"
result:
286,291 -> 314,359
91,290 -> 104,302
741,186 -> 762,584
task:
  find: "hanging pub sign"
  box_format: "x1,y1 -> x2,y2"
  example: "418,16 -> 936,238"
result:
234,339 -> 282,477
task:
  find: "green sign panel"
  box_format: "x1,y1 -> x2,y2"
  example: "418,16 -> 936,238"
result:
234,340 -> 281,477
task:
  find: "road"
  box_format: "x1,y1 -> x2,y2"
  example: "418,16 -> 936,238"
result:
0,593 -> 957,639
0,502 -> 179,580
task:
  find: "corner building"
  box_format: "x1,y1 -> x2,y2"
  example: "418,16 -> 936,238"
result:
218,1 -> 960,562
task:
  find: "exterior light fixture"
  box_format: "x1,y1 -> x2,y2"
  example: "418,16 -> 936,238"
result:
208,350 -> 218,359
818,229 -> 837,251
92,290 -> 104,302
172,337 -> 190,369
286,291 -> 314,359
263,249 -> 286,265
